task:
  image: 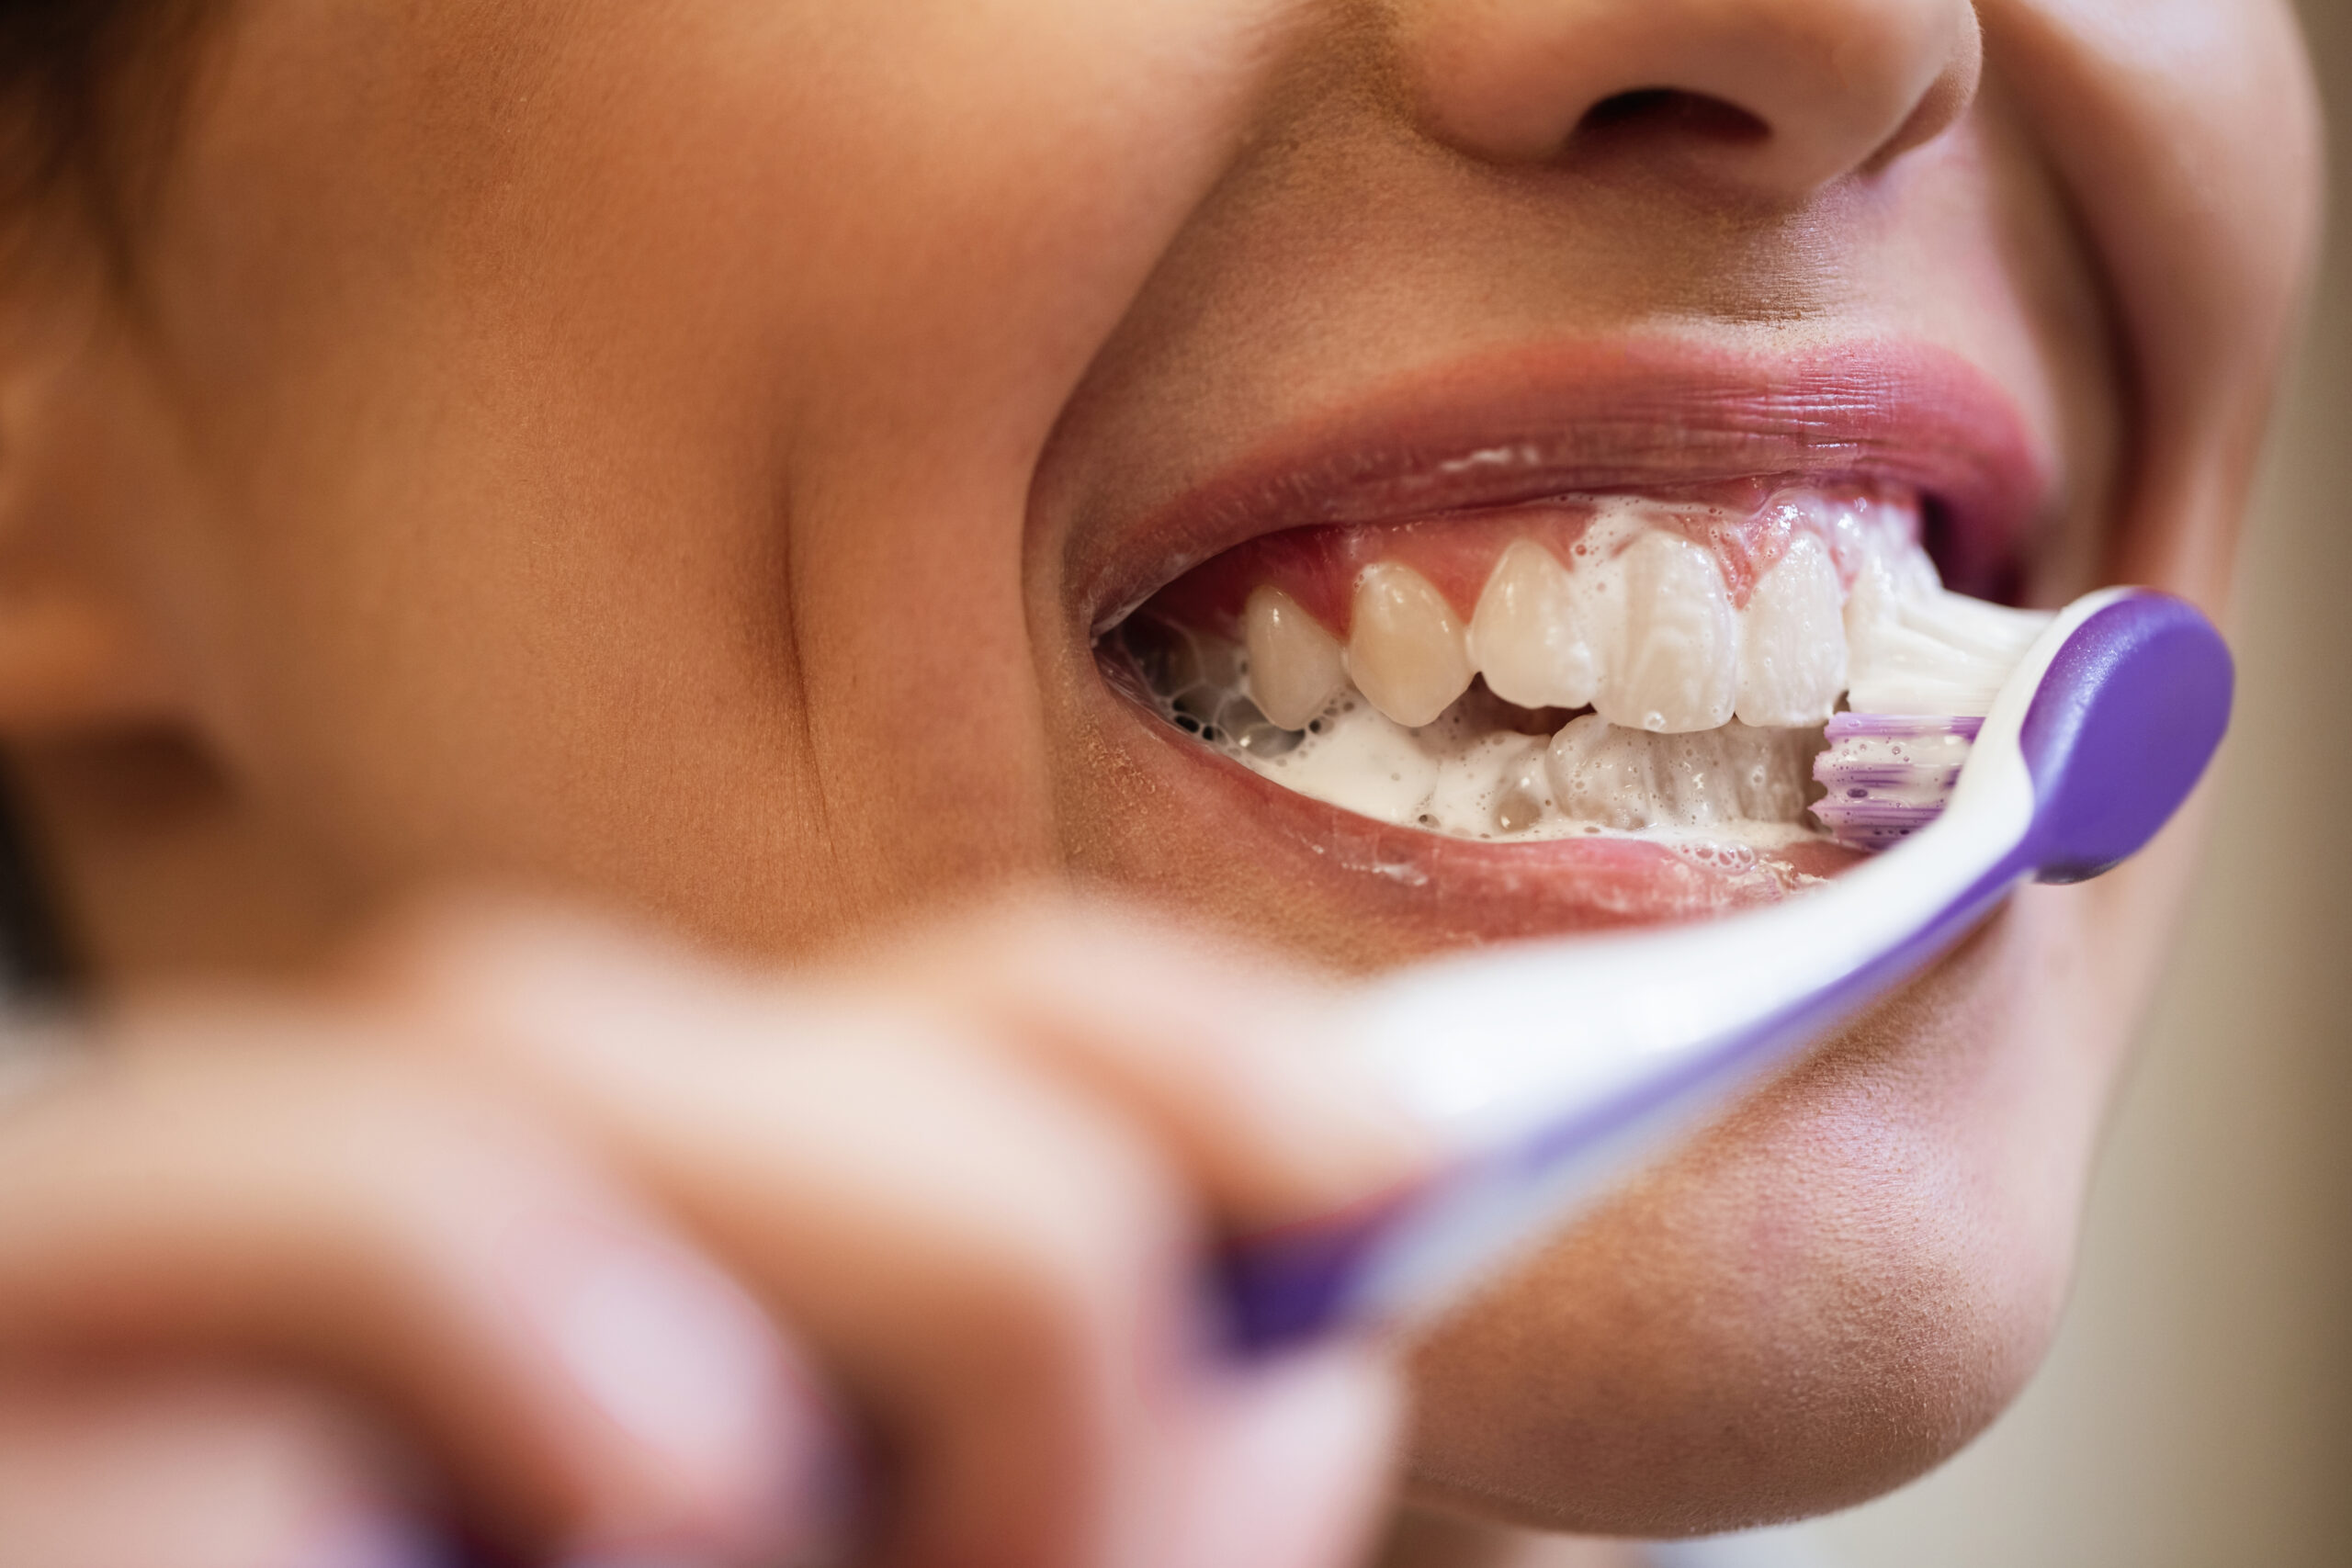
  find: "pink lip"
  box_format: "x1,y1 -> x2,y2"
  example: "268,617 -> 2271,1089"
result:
1073,336 -> 2053,633
1061,333 -> 2050,941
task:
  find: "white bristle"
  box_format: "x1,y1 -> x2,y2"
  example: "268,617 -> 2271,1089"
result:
1846,584 -> 2054,718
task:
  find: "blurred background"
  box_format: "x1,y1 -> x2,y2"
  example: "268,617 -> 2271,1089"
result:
1775,2 -> 2352,1562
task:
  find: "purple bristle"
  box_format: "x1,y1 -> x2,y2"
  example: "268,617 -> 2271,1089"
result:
1812,715 -> 1984,852
1823,715 -> 1985,742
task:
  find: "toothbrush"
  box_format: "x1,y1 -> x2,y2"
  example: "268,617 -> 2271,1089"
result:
1222,587 -> 2233,1352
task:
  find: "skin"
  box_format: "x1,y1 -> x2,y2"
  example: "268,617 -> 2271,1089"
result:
0,0 -> 2321,1562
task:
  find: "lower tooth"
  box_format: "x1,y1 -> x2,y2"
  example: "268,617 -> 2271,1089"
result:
1491,747 -> 1554,835
1427,731 -> 1550,835
1546,715 -> 1664,830
1736,536 -> 1848,727
1346,562 -> 1475,728
1597,531 -> 1737,733
1731,726 -> 1825,822
1546,715 -> 1816,831
1244,585 -> 1348,730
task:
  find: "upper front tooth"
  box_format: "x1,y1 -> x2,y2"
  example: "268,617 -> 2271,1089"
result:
1596,531 -> 1736,733
1467,540 -> 1601,711
1346,562 -> 1474,728
1736,535 -> 1847,728
1244,585 -> 1348,730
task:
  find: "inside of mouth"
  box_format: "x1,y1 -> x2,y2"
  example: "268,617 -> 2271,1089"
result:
1105,482 -> 2053,852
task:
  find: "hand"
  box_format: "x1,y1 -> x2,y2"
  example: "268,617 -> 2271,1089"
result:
0,897 -> 1430,1568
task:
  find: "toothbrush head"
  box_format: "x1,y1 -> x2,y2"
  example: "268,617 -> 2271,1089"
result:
1815,592 -> 2233,879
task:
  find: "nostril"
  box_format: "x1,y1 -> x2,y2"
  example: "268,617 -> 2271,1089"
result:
1575,88 -> 1769,148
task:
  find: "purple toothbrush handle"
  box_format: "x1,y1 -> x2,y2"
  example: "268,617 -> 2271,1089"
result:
1217,1198 -> 1407,1352
1220,593 -> 2233,1356
1218,852 -> 2026,1353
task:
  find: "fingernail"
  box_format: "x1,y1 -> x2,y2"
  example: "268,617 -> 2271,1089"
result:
1169,1344 -> 1405,1568
538,1236 -> 787,1475
511,1223 -> 845,1556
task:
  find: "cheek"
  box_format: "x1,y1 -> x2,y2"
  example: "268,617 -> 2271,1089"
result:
124,0 -> 1288,941
752,0 -> 1299,825
1967,77 -> 2127,601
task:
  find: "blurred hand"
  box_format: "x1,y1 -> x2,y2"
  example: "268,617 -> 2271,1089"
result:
0,897 -> 1429,1568
0,1371 -> 443,1568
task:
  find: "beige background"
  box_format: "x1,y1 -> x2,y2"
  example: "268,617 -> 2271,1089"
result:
1787,3 -> 2352,1562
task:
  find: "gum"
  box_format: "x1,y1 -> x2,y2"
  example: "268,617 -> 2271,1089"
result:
1141,481 -> 1918,643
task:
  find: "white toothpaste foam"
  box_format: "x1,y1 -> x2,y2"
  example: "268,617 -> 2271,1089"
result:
1247,693 -> 1824,849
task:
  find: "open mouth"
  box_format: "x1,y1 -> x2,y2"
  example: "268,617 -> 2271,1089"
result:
1107,479 -> 2050,861
1065,340 -> 2061,938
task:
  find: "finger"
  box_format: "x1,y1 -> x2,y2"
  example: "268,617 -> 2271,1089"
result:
0,1369 -> 438,1568
372,908 -> 1394,1568
838,897 -> 1437,1230
0,1024 -> 835,1567
451,988 -> 1193,1566
376,895 -> 1432,1234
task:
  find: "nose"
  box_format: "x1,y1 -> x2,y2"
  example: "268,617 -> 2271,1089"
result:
1397,0 -> 1983,198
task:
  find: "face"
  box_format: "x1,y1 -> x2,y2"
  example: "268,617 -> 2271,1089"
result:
4,0 -> 2315,975
0,0 -> 2319,1533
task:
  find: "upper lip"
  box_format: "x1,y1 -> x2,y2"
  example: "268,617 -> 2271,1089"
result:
1069,334 -> 2054,634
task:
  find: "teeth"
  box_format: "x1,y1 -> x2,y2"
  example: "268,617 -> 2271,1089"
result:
1244,585 -> 1349,730
1346,562 -> 1475,728
1143,494 -> 1995,846
1595,531 -> 1736,734
1489,743 -> 1555,834
1467,540 -> 1602,711
1736,536 -> 1848,728
1546,715 -> 1818,831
